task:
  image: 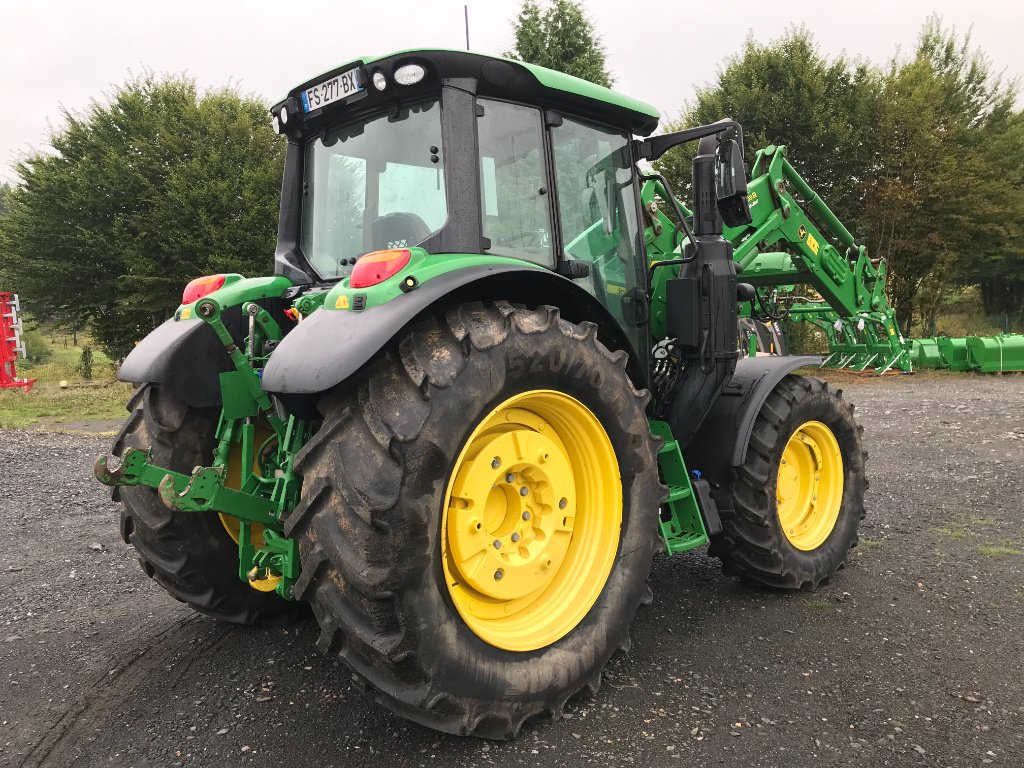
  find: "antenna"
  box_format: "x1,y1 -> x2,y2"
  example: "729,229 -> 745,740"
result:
464,4 -> 470,51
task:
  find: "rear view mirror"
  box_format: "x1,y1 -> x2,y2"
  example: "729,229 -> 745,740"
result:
716,138 -> 751,227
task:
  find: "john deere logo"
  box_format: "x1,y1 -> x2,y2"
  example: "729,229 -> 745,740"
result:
798,225 -> 807,240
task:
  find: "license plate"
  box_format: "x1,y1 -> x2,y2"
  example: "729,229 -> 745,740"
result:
301,67 -> 364,113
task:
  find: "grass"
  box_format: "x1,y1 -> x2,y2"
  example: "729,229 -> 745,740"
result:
934,527 -> 970,540
0,338 -> 132,431
858,538 -> 882,550
0,380 -> 132,430
910,287 -> 1023,338
978,545 -> 1024,558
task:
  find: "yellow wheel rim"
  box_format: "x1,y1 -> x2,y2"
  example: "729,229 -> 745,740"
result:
776,420 -> 844,551
219,428 -> 281,593
441,390 -> 622,652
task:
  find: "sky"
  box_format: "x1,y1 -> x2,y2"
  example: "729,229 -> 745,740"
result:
2,0 -> 1022,184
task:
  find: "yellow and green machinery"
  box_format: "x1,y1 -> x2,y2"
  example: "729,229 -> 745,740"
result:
96,49 -> 869,737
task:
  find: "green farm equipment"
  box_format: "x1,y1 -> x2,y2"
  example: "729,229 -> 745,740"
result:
718,146 -> 1024,375
906,333 -> 1024,374
966,333 -> 1024,372
712,145 -> 910,374
97,50 -> 867,737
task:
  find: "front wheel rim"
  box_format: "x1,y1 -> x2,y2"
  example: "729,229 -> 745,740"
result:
441,390 -> 622,652
776,420 -> 844,551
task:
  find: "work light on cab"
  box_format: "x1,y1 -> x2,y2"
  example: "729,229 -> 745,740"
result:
394,63 -> 426,86
182,274 -> 227,304
349,249 -> 411,288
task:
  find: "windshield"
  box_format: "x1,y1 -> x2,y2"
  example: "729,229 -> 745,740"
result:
301,100 -> 447,279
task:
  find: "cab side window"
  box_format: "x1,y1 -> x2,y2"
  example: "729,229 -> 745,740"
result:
476,99 -> 554,267
551,117 -> 644,329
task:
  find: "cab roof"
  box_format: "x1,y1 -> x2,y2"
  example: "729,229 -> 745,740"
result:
282,48 -> 661,137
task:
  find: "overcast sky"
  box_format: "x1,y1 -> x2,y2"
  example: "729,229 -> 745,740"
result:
2,0 -> 1022,184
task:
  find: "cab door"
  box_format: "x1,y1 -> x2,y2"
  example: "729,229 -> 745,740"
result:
548,116 -> 648,357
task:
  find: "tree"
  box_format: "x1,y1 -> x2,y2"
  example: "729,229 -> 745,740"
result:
0,75 -> 285,359
655,20 -> 1023,332
864,17 -> 1021,330
656,27 -> 879,229
971,110 -> 1024,317
508,0 -> 613,87
0,183 -> 13,286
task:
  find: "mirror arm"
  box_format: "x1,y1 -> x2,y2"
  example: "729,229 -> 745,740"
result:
634,119 -> 744,163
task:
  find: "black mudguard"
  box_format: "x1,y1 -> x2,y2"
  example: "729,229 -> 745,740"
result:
261,265 -> 644,410
681,355 -> 822,514
118,313 -> 239,408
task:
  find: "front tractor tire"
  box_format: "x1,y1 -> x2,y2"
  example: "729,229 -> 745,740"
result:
113,384 -> 306,624
711,375 -> 866,589
287,302 -> 662,738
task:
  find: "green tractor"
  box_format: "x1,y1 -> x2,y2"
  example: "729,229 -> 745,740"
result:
96,50 -> 866,737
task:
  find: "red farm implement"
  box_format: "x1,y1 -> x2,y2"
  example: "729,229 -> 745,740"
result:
1,293 -> 35,392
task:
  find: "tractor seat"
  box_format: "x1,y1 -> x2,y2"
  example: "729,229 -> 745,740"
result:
372,212 -> 431,250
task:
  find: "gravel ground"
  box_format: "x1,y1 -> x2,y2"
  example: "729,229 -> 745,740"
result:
1,372 -> 1022,768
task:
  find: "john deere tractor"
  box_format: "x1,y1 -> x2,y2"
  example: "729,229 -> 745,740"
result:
97,50 -> 866,737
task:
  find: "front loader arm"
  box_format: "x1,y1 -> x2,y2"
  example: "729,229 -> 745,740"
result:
725,145 -> 909,373
641,144 -> 909,373
728,145 -> 886,316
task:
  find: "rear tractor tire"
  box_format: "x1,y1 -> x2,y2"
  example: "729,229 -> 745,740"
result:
287,302 -> 663,738
113,384 -> 307,624
710,374 -> 866,589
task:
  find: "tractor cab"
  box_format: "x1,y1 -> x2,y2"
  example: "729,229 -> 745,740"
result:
270,49 -> 661,358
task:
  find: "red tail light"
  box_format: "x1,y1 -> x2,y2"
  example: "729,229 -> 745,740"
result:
182,274 -> 227,304
349,249 -> 411,288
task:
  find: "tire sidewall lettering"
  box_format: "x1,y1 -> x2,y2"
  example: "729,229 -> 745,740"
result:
507,347 -> 604,389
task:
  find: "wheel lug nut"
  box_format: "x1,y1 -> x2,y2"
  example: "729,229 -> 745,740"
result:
522,511 -> 531,521
520,487 -> 529,497
494,568 -> 504,581
505,473 -> 514,483
558,497 -> 567,509
493,540 -> 502,549
511,532 -> 521,543
491,457 -> 501,469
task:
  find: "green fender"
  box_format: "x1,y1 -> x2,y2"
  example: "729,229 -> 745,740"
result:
261,264 -> 644,414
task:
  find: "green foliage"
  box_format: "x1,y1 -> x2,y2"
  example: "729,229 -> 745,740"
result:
658,27 -> 878,228
783,316 -> 827,356
78,347 -> 94,380
21,326 -> 53,364
864,17 -> 1021,330
657,19 -> 1022,332
0,75 -> 285,359
0,183 -> 12,287
508,0 -> 613,87
919,286 -> 1022,337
